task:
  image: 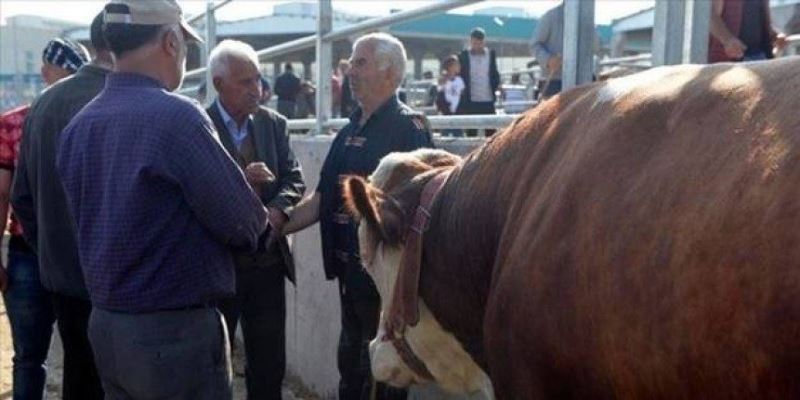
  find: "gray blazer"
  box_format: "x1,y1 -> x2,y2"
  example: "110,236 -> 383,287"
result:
207,103 -> 306,283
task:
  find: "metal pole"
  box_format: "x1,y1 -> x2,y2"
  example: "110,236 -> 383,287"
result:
323,0 -> 481,42
186,0 -> 234,25
204,0 -> 218,105
683,0 -> 712,63
184,0 -> 480,80
652,0 -> 685,66
316,0 -> 333,135
562,0 -> 595,90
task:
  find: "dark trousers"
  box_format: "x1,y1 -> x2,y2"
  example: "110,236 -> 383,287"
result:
51,293 -> 104,400
457,100 -> 497,137
2,248 -> 55,400
88,306 -> 232,400
277,100 -> 296,119
337,265 -> 407,400
218,261 -> 287,400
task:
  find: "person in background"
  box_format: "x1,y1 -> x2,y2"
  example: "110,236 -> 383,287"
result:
531,2 -> 564,99
274,63 -> 301,118
709,0 -> 786,62
39,39 -> 90,86
440,55 -> 464,137
457,27 -> 500,136
294,80 -> 316,119
5,29 -> 97,400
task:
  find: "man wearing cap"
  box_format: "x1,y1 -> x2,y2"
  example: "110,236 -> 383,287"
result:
56,1 -> 271,399
39,38 -> 90,86
1,29 -> 95,400
457,27 -> 500,136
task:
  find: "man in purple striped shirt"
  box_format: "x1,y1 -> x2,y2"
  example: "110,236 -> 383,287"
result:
56,1 -> 269,398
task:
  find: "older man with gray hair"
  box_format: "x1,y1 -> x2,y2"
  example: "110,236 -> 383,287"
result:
205,39 -> 306,400
283,32 -> 433,400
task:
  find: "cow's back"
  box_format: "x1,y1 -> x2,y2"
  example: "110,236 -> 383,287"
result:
438,57 -> 800,399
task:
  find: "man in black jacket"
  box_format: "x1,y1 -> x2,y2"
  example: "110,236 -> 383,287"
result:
10,11 -> 110,400
274,62 -> 302,119
457,27 -> 501,136
206,40 -> 306,400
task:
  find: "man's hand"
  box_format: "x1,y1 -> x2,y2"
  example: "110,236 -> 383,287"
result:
0,263 -> 7,293
547,55 -> 562,74
265,207 -> 288,248
244,162 -> 275,187
773,32 -> 788,54
268,207 -> 287,231
723,37 -> 747,60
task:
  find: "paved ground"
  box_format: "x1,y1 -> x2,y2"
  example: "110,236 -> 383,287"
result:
0,296 -> 314,399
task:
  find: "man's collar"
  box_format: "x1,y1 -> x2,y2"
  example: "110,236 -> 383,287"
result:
215,99 -> 251,129
107,72 -> 165,90
349,94 -> 399,125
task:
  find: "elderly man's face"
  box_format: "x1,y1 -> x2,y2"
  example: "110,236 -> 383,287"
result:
215,56 -> 262,118
347,42 -> 393,107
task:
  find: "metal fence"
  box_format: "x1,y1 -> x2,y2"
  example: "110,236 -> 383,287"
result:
181,1 -> 800,137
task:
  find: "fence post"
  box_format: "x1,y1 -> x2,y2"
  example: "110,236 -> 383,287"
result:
653,0 -> 685,66
204,0 -> 218,104
315,0 -> 333,135
683,0 -> 711,63
562,0 -> 595,91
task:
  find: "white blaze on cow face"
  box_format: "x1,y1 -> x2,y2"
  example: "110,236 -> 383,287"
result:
346,149 -> 495,397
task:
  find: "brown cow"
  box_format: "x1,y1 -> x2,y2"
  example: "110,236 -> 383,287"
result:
344,57 -> 800,399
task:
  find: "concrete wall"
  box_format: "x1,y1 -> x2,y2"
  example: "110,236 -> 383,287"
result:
282,135 -> 484,397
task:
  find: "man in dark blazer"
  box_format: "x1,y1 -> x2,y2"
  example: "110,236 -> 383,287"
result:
206,40 -> 306,400
457,27 -> 501,136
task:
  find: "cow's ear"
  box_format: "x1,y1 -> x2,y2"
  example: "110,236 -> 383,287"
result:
344,176 -> 385,235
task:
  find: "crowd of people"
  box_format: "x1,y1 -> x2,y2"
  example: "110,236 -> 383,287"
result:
0,0 -> 794,399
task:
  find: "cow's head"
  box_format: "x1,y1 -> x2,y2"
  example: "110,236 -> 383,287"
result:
343,148 -> 461,386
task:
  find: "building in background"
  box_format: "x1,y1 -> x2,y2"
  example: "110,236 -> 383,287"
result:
2,2 -> 618,111
64,2 -> 611,85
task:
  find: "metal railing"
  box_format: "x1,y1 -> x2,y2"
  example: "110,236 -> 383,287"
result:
286,114 -> 518,133
179,1 -> 800,140
183,0 -> 481,81
779,33 -> 800,56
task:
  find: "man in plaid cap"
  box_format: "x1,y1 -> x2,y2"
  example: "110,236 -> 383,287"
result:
40,38 -> 90,86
